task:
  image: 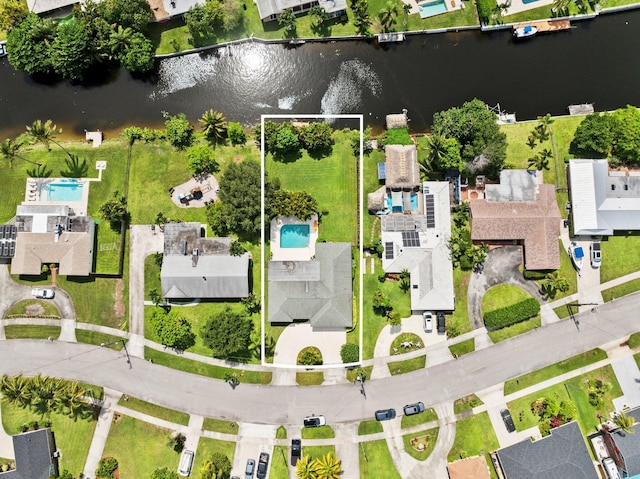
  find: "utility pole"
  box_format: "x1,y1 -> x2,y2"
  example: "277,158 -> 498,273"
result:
100,340 -> 132,369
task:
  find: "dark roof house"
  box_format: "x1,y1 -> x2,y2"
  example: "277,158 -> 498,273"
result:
497,421 -> 598,479
4,428 -> 59,479
601,408 -> 640,477
161,222 -> 250,299
268,242 -> 352,329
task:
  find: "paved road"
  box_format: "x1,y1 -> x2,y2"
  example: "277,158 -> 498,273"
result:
1,293 -> 639,426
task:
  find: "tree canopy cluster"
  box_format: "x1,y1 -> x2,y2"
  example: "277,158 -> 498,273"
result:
184,0 -> 243,47
7,0 -> 155,80
569,106 -> 640,164
262,120 -> 334,156
149,309 -> 196,351
201,306 -> 253,359
432,98 -> 507,179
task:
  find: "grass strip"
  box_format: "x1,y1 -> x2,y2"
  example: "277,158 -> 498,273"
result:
75,330 -> 125,350
449,339 -> 475,358
4,325 -> 60,340
359,440 -> 402,479
601,278 -> 640,302
504,348 -> 607,395
144,347 -> 272,384
117,396 -> 190,426
387,355 -> 426,376
301,425 -> 334,440
296,372 -> 324,386
358,420 -> 383,435
453,394 -> 483,415
400,408 -> 438,429
202,417 -> 239,435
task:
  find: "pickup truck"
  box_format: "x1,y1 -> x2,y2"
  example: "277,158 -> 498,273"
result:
257,452 -> 269,479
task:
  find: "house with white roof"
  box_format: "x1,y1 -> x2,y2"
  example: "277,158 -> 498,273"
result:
254,0 -> 346,22
568,159 -> 640,236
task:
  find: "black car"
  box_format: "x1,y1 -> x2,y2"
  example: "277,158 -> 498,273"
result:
256,453 -> 269,479
303,415 -> 326,427
291,439 -> 301,466
501,409 -> 516,433
375,408 -> 396,421
437,312 -> 446,334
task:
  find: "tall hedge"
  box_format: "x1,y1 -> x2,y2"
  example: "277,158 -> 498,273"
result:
483,298 -> 540,330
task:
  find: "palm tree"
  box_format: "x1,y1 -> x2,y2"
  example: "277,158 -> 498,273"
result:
614,412 -> 636,434
378,5 -> 394,32
57,381 -> 87,418
108,26 -> 134,57
526,135 -> 537,150
28,374 -> 58,415
199,109 -> 227,144
60,153 -> 89,178
26,119 -> 72,157
528,153 -> 550,171
1,138 -> 39,168
27,163 -> 53,178
309,5 -> 328,27
541,271 -> 569,299
0,375 -> 31,409
313,452 -> 342,479
296,454 -> 319,479
424,133 -> 449,172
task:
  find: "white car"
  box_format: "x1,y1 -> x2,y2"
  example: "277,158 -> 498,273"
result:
422,311 -> 433,332
591,242 -> 602,268
31,287 -> 55,299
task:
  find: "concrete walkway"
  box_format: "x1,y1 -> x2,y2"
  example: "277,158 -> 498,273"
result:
612,356 -> 640,412
0,399 -> 14,460
272,323 -> 345,366
82,388 -> 121,479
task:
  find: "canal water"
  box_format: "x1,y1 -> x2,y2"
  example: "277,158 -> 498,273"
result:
1,10 -> 640,139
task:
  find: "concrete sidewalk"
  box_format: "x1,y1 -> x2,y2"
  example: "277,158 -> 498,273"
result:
82,388 -> 121,479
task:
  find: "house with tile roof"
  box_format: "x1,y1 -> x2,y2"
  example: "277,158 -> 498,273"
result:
601,408 -> 640,477
568,159 -> 640,236
447,456 -> 492,479
3,428 -> 59,479
161,222 -> 250,299
496,421 -> 598,479
470,169 -> 561,270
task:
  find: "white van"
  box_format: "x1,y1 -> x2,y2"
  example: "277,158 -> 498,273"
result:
178,450 -> 194,477
603,458 -> 621,479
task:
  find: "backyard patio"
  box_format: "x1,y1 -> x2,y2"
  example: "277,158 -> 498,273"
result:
169,173 -> 219,208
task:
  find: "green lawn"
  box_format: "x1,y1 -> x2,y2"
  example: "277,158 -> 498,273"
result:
600,233 -> 640,282
400,408 -> 438,429
402,427 -> 439,461
507,365 -> 623,435
144,254 -> 162,301
3,325 -> 61,340
358,420 -> 383,435
1,401 -> 97,477
192,437 -> 236,479
202,418 -> 238,435
448,268 -> 473,337
628,332 -> 640,349
447,412 -> 499,464
301,425 -> 334,440
553,301 -> 577,320
4,299 -> 60,318
276,426 -> 287,439
117,396 -> 190,426
453,394 -> 483,415
75,330 -> 125,350
504,1 -> 591,23
602,279 -> 640,302
387,355 -> 426,375
102,415 -> 180,479
144,347 -> 272,384
390,333 -> 424,356
359,440 -> 402,479
269,445 -> 290,479
296,372 -> 324,385
501,120 -> 556,185
636,352 -> 640,370
504,348 -> 608,395
482,284 -> 531,314
449,339 -> 475,358
301,445 -> 335,460
488,316 -> 541,343
265,129 -> 358,244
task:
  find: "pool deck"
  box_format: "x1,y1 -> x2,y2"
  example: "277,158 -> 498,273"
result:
270,216 -> 319,262
24,178 -> 91,215
401,0 -> 464,17
169,173 -> 219,209
503,0 -> 555,16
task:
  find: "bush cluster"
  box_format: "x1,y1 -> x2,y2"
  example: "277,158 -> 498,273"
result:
483,298 -> 540,330
522,269 -> 551,280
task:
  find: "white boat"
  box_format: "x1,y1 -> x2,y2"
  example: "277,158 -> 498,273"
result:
569,243 -> 584,272
0,41 -> 7,58
513,25 -> 538,39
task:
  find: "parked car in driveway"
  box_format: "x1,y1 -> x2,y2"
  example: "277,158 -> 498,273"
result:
422,311 -> 433,332
375,409 -> 396,421
436,312 -> 446,334
31,287 -> 54,299
291,439 -> 301,465
591,242 -> 602,268
403,402 -> 425,416
178,450 -> 194,477
501,409 -> 516,433
303,415 -> 326,427
245,458 -> 255,479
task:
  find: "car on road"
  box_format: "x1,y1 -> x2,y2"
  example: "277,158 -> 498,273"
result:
245,458 -> 255,479
257,452 -> 269,479
375,408 -> 396,421
437,312 -> 446,334
31,287 -> 54,299
403,402 -> 425,416
591,242 -> 602,268
422,311 -> 433,332
303,415 -> 326,427
291,438 -> 301,465
501,409 -> 516,433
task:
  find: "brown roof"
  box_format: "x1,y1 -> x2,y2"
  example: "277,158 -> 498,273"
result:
470,184 -> 561,270
148,0 -> 169,21
385,145 -> 420,190
447,456 -> 492,479
11,230 -> 94,276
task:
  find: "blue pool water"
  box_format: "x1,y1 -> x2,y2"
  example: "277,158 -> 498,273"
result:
280,224 -> 310,248
522,0 -> 541,4
410,193 -> 418,211
419,0 -> 447,18
42,182 -> 83,202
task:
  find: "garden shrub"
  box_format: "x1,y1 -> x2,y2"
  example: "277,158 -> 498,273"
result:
380,127 -> 412,146
483,298 -> 540,330
96,457 -> 118,479
476,0 -> 496,24
523,269 -> 551,280
340,343 -> 359,363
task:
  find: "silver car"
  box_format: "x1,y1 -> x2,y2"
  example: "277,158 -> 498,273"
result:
422,311 -> 433,332
32,287 -> 55,299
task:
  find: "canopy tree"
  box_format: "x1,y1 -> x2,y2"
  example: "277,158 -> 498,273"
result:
201,307 -> 253,359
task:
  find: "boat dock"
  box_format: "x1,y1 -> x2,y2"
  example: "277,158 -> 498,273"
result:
568,103 -> 595,115
513,19 -> 571,34
376,33 -> 405,43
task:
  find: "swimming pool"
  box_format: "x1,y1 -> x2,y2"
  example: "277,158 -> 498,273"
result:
410,193 -> 418,211
41,181 -> 84,202
280,224 -> 310,248
419,0 -> 447,18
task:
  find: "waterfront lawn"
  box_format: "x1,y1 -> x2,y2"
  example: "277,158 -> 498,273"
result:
103,415 -> 179,478
359,420 -> 383,435
359,440 -> 402,479
503,348 -> 607,395
202,418 -> 239,434
400,407 -> 438,429
600,233 -> 640,282
447,412 -> 498,471
117,396 -> 190,426
144,347 -> 272,384
192,437 -> 236,478
501,120 -> 556,185
3,325 -> 61,339
504,1 -> 592,23
403,427 -> 439,461
506,365 -> 622,434
301,425 -> 334,440
449,338 -> 475,357
1,401 -> 97,477
265,129 -> 358,244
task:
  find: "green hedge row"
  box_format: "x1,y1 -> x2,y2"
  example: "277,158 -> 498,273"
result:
523,269 -> 553,280
484,298 -> 541,330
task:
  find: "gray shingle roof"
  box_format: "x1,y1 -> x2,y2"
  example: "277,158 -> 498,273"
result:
608,407 -> 640,476
497,421 -> 598,479
5,428 -> 58,479
268,242 -> 352,328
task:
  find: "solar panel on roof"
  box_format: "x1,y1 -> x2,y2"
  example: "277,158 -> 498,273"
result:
401,231 -> 420,247
385,242 -> 394,260
425,195 -> 436,228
